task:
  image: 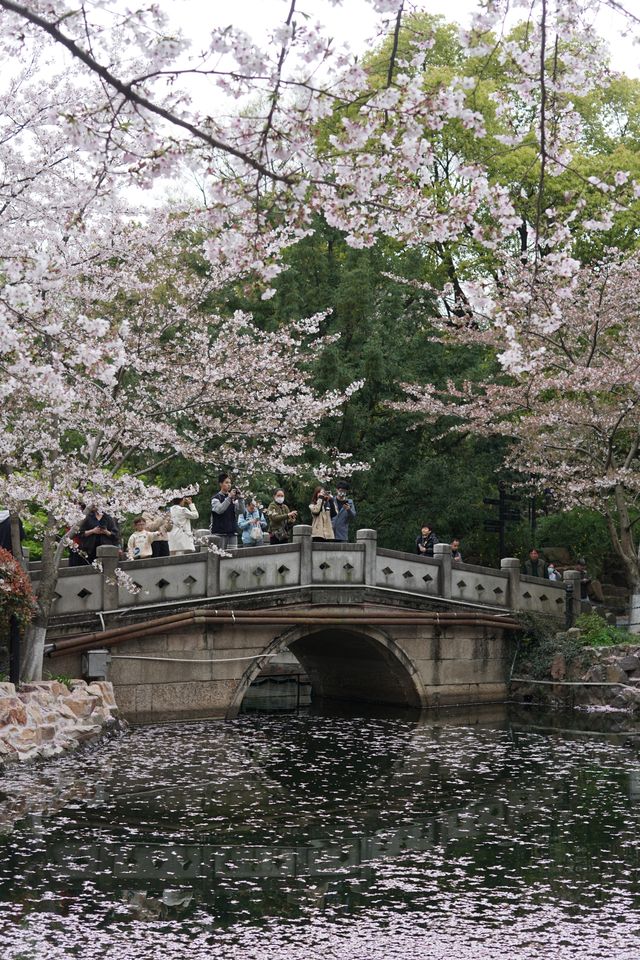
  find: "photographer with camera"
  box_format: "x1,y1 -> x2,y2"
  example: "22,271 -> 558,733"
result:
331,480 -> 356,543
210,473 -> 244,550
309,485 -> 337,542
266,488 -> 297,545
168,495 -> 198,555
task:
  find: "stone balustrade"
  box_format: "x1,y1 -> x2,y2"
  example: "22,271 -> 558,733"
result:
29,526 -> 568,621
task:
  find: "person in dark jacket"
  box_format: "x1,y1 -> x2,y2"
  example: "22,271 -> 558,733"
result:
210,473 -> 243,550
523,548 -> 548,578
416,523 -> 439,557
77,506 -> 119,564
0,509 -> 24,557
331,482 -> 356,542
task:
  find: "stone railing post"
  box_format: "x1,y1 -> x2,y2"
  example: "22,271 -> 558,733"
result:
292,524 -> 312,586
434,542 -> 452,599
563,569 -> 583,627
356,529 -> 377,586
206,548 -> 221,597
97,545 -> 120,611
500,557 -> 521,611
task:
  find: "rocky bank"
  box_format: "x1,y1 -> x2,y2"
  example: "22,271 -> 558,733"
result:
0,679 -> 122,764
512,635 -> 640,713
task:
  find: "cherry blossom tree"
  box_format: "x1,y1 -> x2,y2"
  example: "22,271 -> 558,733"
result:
2,0 -> 640,676
397,250 -> 640,629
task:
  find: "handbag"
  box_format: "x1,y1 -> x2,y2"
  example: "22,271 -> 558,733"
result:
250,522 -> 263,542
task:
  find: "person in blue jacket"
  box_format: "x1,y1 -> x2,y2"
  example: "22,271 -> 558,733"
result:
238,499 -> 268,546
331,482 -> 357,542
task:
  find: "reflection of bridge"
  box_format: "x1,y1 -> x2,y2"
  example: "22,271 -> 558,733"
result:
42,526 -> 570,722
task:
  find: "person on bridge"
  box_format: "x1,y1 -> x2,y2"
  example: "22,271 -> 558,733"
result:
523,548 -> 548,578
168,496 -> 199,554
310,486 -> 336,541
210,473 -> 243,550
127,517 -> 161,560
238,499 -> 268,546
143,507 -> 173,558
451,539 -> 462,561
331,481 -> 356,542
77,505 -> 119,564
266,489 -> 297,544
416,524 -> 438,557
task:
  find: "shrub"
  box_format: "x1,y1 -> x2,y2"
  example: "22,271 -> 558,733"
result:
574,611 -> 632,647
0,547 -> 36,633
515,611 -> 585,680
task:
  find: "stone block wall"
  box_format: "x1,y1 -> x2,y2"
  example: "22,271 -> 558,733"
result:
0,680 -> 121,764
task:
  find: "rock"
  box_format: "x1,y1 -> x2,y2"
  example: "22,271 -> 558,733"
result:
566,628 -> 582,641
35,725 -> 56,743
0,683 -> 16,698
605,664 -> 628,684
612,687 -> 640,712
583,665 -> 606,684
86,681 -> 117,707
62,692 -> 99,719
618,655 -> 640,675
550,654 -> 566,681
0,697 -> 27,726
20,681 -> 68,697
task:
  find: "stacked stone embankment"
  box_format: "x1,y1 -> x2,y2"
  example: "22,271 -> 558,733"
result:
0,679 -> 121,763
513,641 -> 640,713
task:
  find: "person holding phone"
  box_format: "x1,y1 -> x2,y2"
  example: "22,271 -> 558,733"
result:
309,485 -> 336,542
77,505 -> 119,563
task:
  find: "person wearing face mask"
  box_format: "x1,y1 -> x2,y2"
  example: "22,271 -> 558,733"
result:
331,480 -> 356,543
547,562 -> 562,581
266,488 -> 298,545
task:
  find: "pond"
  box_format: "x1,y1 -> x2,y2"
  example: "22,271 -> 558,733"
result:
0,703 -> 639,959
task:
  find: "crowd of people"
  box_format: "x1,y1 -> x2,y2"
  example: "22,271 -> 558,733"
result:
415,523 -> 462,561
522,548 -> 605,603
1,495 -> 607,604
63,474 -> 358,564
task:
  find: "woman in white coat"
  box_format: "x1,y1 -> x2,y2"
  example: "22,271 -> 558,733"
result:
168,496 -> 199,555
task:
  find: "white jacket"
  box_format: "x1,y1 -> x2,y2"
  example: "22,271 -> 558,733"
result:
168,503 -> 199,552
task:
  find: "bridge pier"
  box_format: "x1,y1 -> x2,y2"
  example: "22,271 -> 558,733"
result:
51,606 -> 513,723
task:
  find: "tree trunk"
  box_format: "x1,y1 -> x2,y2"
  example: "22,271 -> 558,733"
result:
20,621 -> 48,681
603,493 -> 640,632
20,519 -> 59,681
629,586 -> 640,635
9,511 -> 24,567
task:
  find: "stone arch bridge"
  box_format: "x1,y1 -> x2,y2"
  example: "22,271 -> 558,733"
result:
40,527 -> 574,723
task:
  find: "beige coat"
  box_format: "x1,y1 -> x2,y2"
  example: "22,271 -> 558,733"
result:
309,500 -> 334,540
143,510 -> 172,543
168,503 -> 199,553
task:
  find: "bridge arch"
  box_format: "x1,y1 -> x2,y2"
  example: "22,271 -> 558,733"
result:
227,623 -> 428,717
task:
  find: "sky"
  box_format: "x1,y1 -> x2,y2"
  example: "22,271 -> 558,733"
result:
171,0 -> 640,76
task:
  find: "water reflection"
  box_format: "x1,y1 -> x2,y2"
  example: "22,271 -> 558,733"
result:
0,705 -> 639,959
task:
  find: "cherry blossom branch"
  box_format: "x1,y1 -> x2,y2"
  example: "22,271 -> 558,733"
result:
0,0 -> 295,185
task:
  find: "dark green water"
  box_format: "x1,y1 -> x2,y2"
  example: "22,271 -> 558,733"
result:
0,704 -> 639,959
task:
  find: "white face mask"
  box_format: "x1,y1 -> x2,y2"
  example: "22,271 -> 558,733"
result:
275,496 -> 285,504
